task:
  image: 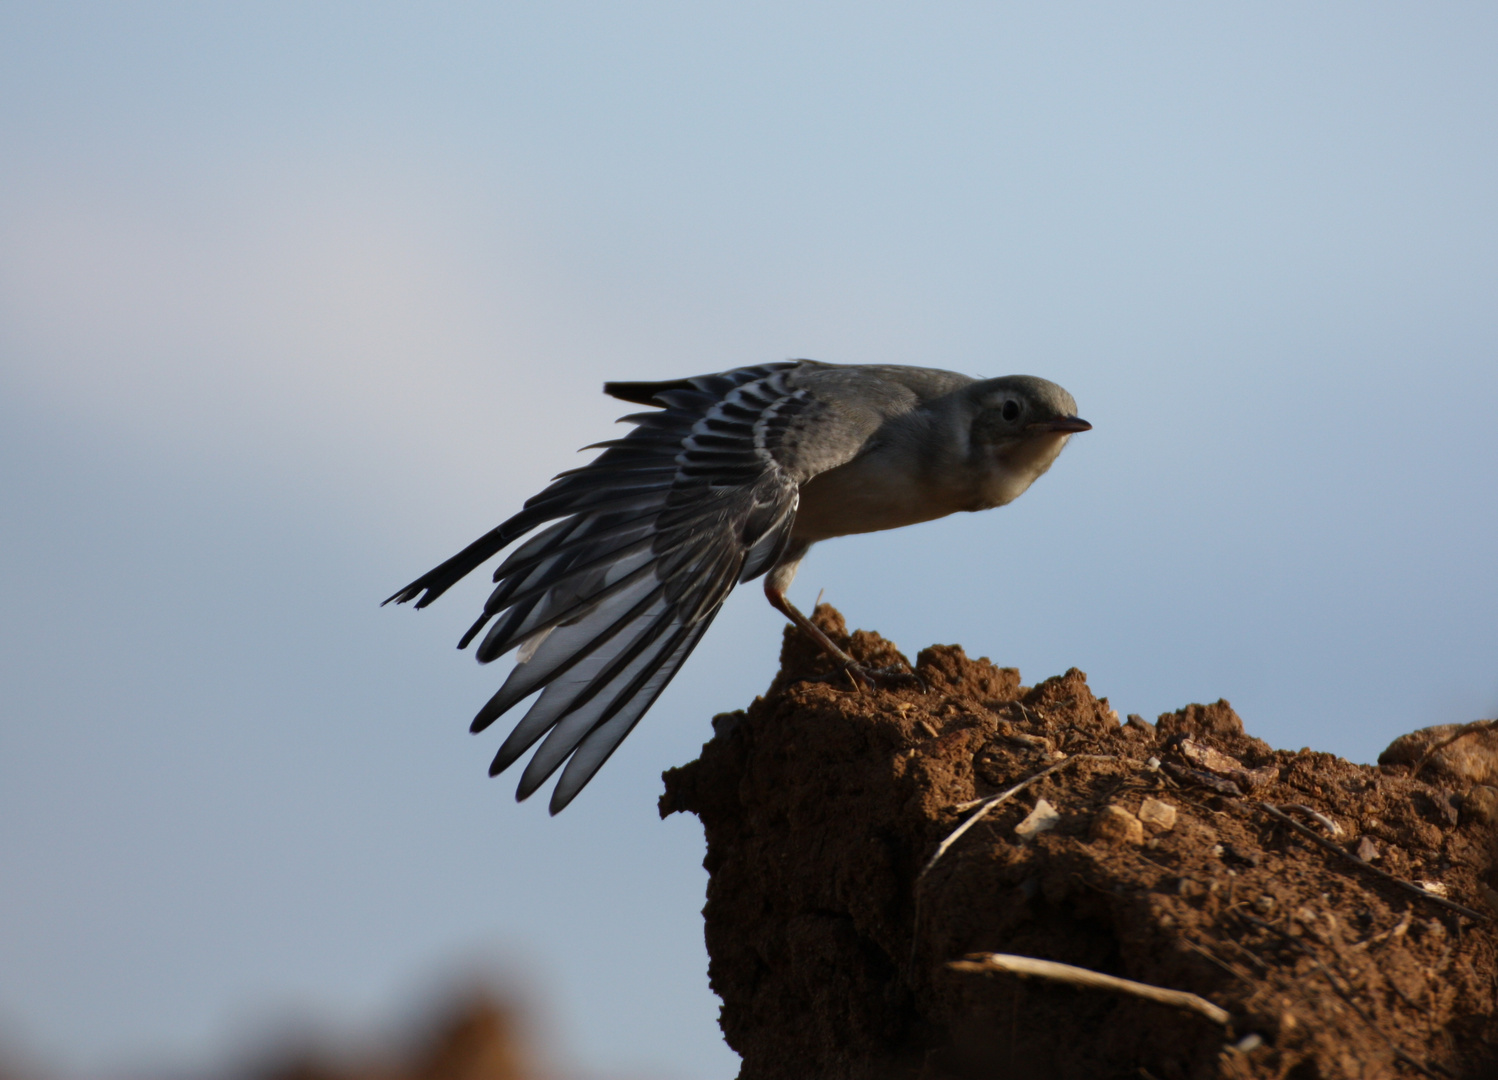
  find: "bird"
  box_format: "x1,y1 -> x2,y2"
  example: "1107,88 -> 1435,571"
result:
387,360 -> 1090,813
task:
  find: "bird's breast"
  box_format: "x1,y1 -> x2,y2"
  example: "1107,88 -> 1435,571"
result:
789,452 -> 967,542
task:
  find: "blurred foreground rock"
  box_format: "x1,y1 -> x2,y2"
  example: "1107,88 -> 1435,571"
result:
662,606 -> 1498,1080
253,992 -> 534,1080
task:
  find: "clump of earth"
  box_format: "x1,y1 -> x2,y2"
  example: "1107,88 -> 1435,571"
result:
661,606 -> 1498,1080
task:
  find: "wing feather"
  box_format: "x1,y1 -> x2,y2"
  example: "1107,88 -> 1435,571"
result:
514,611 -> 688,800
547,619 -> 713,813
471,569 -> 667,717
486,597 -> 676,775
388,360 -> 861,808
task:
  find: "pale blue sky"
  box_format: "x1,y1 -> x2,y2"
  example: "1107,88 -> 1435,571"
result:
2,5 -> 1496,1078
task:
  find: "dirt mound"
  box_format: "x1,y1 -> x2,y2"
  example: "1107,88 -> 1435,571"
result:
660,607 -> 1498,1080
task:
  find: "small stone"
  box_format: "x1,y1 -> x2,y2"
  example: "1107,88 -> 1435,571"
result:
1252,894 -> 1275,914
1479,882 -> 1498,914
1463,783 -> 1498,826
1176,737 -> 1277,791
1177,877 -> 1205,898
1219,843 -> 1260,868
1091,804 -> 1144,845
1417,880 -> 1449,898
1014,798 -> 1061,842
1007,732 -> 1052,752
1137,797 -> 1177,831
1293,907 -> 1336,945
1430,790 -> 1460,827
1355,836 -> 1380,862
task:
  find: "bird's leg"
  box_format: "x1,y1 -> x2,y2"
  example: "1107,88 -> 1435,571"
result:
764,579 -> 863,681
762,579 -> 923,692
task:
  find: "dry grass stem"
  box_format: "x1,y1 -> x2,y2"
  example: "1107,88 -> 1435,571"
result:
923,755 -> 1116,878
1278,803 -> 1344,836
948,952 -> 1231,1026
1256,802 -> 1487,922
1350,909 -> 1414,951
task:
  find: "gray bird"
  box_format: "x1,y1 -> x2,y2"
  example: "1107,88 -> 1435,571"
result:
387,360 -> 1089,812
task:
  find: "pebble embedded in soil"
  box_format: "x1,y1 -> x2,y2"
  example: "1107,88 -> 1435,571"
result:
1090,803 -> 1144,845
1013,797 -> 1060,841
1137,797 -> 1177,831
1462,782 -> 1498,827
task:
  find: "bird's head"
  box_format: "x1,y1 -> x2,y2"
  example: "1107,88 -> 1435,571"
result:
962,375 -> 1090,508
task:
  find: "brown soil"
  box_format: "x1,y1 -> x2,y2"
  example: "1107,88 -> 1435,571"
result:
660,606 -> 1498,1080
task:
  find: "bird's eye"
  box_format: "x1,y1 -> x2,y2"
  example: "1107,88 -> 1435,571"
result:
1001,399 -> 1021,422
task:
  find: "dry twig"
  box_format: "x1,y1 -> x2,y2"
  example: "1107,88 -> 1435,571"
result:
1350,909 -> 1413,951
948,952 -> 1230,1025
1255,802 -> 1488,922
1278,803 -> 1344,836
922,755 -> 1116,879
1180,935 -> 1257,986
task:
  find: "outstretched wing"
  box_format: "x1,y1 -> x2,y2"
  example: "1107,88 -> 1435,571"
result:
386,361 -> 830,812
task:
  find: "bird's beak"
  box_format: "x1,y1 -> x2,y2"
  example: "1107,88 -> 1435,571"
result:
1029,416 -> 1092,434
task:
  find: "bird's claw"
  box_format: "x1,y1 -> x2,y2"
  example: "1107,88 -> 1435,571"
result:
803,659 -> 927,693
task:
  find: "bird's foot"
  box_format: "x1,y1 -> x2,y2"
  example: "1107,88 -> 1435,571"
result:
802,659 -> 927,693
